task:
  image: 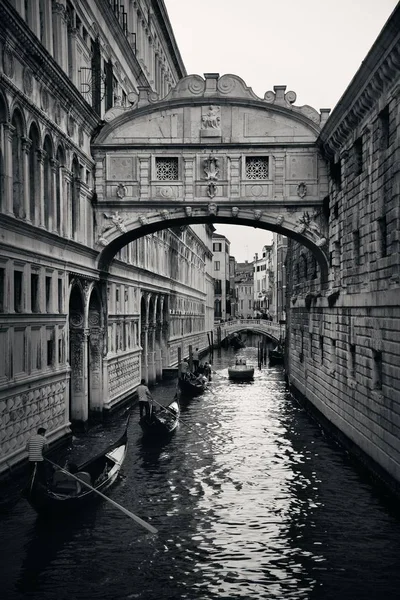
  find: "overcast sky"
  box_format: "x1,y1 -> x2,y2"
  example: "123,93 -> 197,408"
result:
164,0 -> 398,261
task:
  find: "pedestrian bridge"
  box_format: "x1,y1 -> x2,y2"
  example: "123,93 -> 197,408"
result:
214,319 -> 282,344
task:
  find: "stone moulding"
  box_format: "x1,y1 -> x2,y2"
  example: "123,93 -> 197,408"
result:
96,73 -> 327,129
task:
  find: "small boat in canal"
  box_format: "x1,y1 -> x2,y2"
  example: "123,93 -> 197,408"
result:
269,345 -> 284,366
228,358 -> 255,381
178,373 -> 208,398
24,421 -> 129,516
140,398 -> 180,437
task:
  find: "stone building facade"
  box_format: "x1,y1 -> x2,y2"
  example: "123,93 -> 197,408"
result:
285,4 -> 400,490
0,0 -> 213,476
212,233 -> 231,321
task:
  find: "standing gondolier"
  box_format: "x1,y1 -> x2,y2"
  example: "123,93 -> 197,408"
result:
137,379 -> 154,420
26,427 -> 48,484
192,348 -> 200,372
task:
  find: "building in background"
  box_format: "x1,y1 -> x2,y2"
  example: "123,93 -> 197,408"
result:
253,245 -> 273,318
229,256 -> 237,318
235,261 -> 254,319
0,0 -> 213,476
273,234 -> 287,324
212,233 -> 231,321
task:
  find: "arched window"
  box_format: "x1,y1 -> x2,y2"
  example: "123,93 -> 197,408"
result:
11,109 -> 24,218
43,136 -> 53,230
71,155 -> 80,238
56,146 -> 65,233
28,123 -> 40,224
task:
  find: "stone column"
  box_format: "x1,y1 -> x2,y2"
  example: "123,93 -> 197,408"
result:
67,27 -> 78,85
3,124 -> 15,216
21,136 -> 31,222
138,155 -> 150,199
36,149 -> 45,228
141,325 -> 149,383
183,156 -> 194,200
148,324 -> 157,385
88,323 -> 103,414
155,320 -> 163,380
50,158 -> 58,233
43,0 -> 54,55
69,327 -> 89,423
52,1 -> 68,72
62,167 -> 71,238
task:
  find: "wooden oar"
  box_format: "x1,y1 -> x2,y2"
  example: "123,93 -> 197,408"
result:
45,458 -> 157,534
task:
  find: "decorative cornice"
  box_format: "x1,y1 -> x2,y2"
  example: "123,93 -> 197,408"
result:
318,3 -> 400,157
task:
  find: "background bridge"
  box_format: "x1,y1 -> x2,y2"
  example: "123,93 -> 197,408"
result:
214,319 -> 282,344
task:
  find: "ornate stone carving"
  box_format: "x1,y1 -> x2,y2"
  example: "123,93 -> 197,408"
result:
297,182 -> 307,198
54,102 -> 62,125
41,88 -> 49,112
139,215 -> 148,226
231,206 -> 239,217
159,186 -> 173,198
207,182 -> 217,198
3,45 -> 15,79
102,211 -> 127,233
116,183 -> 127,198
67,114 -> 75,137
295,211 -> 321,237
160,209 -> 170,220
207,203 -> 218,216
185,206 -> 192,217
253,209 -> 262,220
276,214 -> 285,225
23,67 -> 33,96
204,155 -> 219,180
201,105 -> 221,130
70,311 -> 84,328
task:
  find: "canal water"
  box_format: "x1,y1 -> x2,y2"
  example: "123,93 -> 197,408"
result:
2,344 -> 400,600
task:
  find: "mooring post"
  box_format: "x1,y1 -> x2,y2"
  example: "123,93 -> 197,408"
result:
178,347 -> 182,378
188,344 -> 193,372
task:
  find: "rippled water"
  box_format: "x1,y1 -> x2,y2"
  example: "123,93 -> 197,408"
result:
2,345 -> 400,600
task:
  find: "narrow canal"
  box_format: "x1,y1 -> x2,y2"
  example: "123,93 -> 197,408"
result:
2,343 -> 400,600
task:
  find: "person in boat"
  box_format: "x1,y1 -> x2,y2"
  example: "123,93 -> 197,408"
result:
138,379 -> 154,420
203,362 -> 212,380
192,348 -> 200,372
52,462 -> 82,495
180,358 -> 189,380
26,427 -> 48,483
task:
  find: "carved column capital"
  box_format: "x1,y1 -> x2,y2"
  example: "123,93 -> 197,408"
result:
36,148 -> 46,164
21,136 -> 32,154
5,123 -> 15,142
50,158 -> 59,172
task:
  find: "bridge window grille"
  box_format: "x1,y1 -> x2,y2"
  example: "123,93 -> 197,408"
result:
245,156 -> 269,179
156,157 -> 179,181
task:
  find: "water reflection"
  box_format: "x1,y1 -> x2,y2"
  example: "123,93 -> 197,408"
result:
2,342 -> 400,599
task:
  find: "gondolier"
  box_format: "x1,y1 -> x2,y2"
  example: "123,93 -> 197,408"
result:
26,427 -> 48,483
137,379 -> 154,420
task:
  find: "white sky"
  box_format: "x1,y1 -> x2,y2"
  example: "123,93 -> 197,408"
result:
164,0 -> 398,262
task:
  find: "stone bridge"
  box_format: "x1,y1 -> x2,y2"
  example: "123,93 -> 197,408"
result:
92,73 -> 331,284
215,319 -> 282,344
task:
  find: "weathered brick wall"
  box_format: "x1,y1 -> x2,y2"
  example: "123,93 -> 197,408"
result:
286,14 -> 400,489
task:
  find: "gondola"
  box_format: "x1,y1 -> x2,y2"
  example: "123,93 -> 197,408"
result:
269,348 -> 284,366
24,419 -> 129,516
139,398 -> 180,437
228,358 -> 254,381
178,374 -> 208,398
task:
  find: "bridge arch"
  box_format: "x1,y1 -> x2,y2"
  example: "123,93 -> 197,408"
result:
92,73 -> 331,285
97,210 -> 329,283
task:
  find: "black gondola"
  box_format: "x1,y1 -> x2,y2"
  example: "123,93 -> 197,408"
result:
139,398 -> 180,437
178,374 -> 208,398
24,420 -> 129,515
269,348 -> 284,366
